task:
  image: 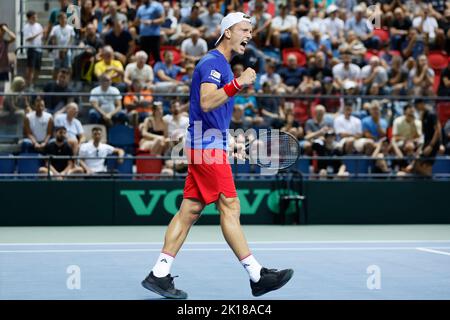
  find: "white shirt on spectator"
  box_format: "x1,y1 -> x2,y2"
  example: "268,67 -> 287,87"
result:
298,16 -> 324,38
332,63 -> 361,82
125,62 -> 154,86
54,113 -> 84,140
163,114 -> 189,140
272,15 -> 298,31
27,111 -> 52,142
360,65 -> 388,85
49,24 -> 75,58
323,17 -> 344,39
393,115 -> 422,140
259,72 -> 282,88
412,16 -> 438,39
334,114 -> 362,137
181,37 -> 208,58
79,141 -> 115,173
89,85 -> 122,114
23,21 -> 43,51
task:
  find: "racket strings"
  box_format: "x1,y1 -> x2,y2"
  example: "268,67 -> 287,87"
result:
256,132 -> 300,169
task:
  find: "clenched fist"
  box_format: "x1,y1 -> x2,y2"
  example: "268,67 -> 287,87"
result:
236,67 -> 257,87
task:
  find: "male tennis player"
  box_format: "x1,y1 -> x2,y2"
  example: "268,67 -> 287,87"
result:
142,12 -> 293,299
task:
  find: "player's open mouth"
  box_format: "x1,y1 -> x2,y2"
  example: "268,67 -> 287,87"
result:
240,41 -> 248,49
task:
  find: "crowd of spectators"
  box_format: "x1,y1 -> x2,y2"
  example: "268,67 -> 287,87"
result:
0,0 -> 449,178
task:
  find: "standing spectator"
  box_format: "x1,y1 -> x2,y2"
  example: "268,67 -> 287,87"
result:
43,68 -> 75,113
160,1 -> 179,45
124,78 -> 153,125
180,29 -> 208,64
139,102 -> 170,154
408,54 -> 435,96
23,11 -> 43,89
94,45 -> 126,92
392,104 -> 422,147
345,5 -> 379,49
361,56 -> 388,95
124,51 -> 154,89
0,23 -> 16,93
22,96 -> 53,153
332,51 -> 361,91
153,50 -> 186,93
79,127 -> 125,175
38,126 -> 83,179
362,101 -> 388,142
278,54 -> 307,92
54,102 -> 85,155
104,19 -> 135,64
135,0 -> 165,63
48,12 -> 75,74
267,3 -> 299,49
89,75 -> 126,126
200,1 -> 223,48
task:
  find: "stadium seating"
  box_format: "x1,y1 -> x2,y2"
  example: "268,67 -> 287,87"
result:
437,102 -> 450,126
106,154 -> 133,179
282,48 -> 307,67
0,154 -> 15,179
17,153 -> 42,179
136,151 -> 163,180
107,124 -> 135,155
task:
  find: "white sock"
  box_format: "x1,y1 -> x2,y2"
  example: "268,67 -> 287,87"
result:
240,254 -> 262,283
152,252 -> 175,278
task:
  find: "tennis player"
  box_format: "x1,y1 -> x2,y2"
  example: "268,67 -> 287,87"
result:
142,12 -> 293,299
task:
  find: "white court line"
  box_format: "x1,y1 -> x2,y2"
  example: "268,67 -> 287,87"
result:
1,240 -> 450,246
416,247 -> 450,256
2,246 -> 450,254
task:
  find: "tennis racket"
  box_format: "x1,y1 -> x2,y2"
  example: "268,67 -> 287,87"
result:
234,130 -> 300,170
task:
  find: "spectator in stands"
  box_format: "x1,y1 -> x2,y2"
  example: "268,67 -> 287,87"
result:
235,86 -> 264,128
2,77 -> 31,116
80,0 -> 100,34
0,23 -> 16,93
124,50 -> 154,89
267,3 -> 299,49
230,104 -> 251,131
361,56 -> 388,95
438,61 -> 450,96
444,119 -> 450,155
335,0 -> 357,17
304,104 -> 334,143
94,45 -> 126,92
43,68 -> 75,114
412,6 -> 439,44
392,104 -> 423,148
341,31 -> 367,65
181,63 -> 195,88
334,103 -> 364,154
153,50 -> 186,93
49,12 -> 75,75
304,28 -> 332,58
160,1 -> 180,45
312,130 -> 349,179
124,78 -> 153,126
22,96 -> 53,153
402,28 -> 427,59
259,61 -> 283,93
308,51 -> 333,87
79,126 -> 125,175
408,54 -> 435,96
332,50 -> 361,91
200,1 -> 223,48
323,5 -> 345,45
388,55 -> 409,95
139,101 -> 170,155
89,75 -> 126,126
371,137 -> 403,176
38,126 -> 83,179
278,54 -> 307,93
46,0 -> 71,39
181,29 -> 208,64
54,102 -> 85,155
104,19 -> 135,65
297,7 -> 321,44
135,0 -> 165,63
390,7 -> 412,51
249,1 -> 271,48
80,22 -> 104,52
257,82 -> 281,129
362,101 -> 388,142
102,0 -> 128,34
180,3 -> 205,35
345,5 -> 379,49
280,110 -> 304,140
163,100 -> 189,144
23,11 -> 43,89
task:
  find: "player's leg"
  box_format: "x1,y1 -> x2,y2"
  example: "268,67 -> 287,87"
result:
216,194 -> 294,297
142,198 -> 204,299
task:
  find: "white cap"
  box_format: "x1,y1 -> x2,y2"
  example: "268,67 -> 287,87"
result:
215,12 -> 252,47
326,4 -> 338,14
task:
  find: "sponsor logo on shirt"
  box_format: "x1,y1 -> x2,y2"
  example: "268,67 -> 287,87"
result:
210,70 -> 221,81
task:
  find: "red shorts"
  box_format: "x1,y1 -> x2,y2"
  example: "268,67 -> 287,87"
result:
183,148 -> 237,205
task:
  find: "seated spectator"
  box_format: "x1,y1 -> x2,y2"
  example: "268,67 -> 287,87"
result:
388,55 -> 409,95
54,102 -> 85,155
180,3 -> 205,35
48,12 -> 75,75
38,126 -> 83,179
312,130 -> 349,179
124,78 -> 153,126
200,1 -> 223,48
79,0 -> 99,35
323,5 -> 345,45
342,31 -> 367,65
304,28 -> 332,58
94,45 -> 126,92
0,23 -> 17,90
162,101 -> 189,148
139,101 -> 170,155
280,111 -> 304,140
361,56 -> 388,95
371,137 -> 403,176
230,104 -> 251,131
43,68 -> 75,114
89,75 -> 126,126
124,51 -> 154,89
23,11 -> 43,89
258,60 -> 282,92
408,54 -> 435,96
79,126 -> 125,175
362,101 -> 388,142
256,82 -> 281,128
249,1 -> 271,48
438,62 -> 450,96
297,7 -> 322,44
72,23 -> 102,83
389,7 -> 412,51
22,96 -> 53,153
2,76 -> 30,117
160,1 -> 180,46
235,86 -> 264,128
345,5 -> 379,49
332,50 -> 361,91
308,51 -> 333,84
80,23 -> 104,52
304,104 -> 334,142
102,0 -> 128,34
104,19 -> 134,64
153,50 -> 187,93
402,28 -> 427,59
444,119 -> 450,155
334,103 -> 366,154
412,6 -> 439,44
278,54 -> 307,92
181,29 -> 208,64
181,63 -> 195,88
392,104 -> 423,147
267,3 -> 299,48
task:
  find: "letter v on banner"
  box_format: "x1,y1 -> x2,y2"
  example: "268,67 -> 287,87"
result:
120,190 -> 167,216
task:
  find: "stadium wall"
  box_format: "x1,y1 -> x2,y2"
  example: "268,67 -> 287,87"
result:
0,180 -> 449,226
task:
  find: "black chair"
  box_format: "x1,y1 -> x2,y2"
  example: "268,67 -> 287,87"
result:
274,169 -> 306,225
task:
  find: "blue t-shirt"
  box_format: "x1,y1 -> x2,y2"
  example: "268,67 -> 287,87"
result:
137,2 -> 164,37
362,116 -> 388,140
186,49 -> 234,150
153,62 -> 181,82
